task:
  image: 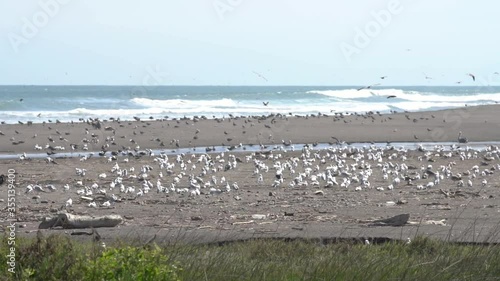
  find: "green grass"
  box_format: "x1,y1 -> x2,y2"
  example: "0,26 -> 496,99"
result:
2,233 -> 500,281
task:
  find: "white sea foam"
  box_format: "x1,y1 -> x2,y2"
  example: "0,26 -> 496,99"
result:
1,87 -> 499,124
308,89 -> 500,102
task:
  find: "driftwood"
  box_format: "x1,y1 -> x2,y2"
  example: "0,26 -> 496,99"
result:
39,213 -> 123,229
361,214 -> 410,227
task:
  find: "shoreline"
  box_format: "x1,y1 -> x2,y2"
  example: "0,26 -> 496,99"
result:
0,104 -> 499,155
1,141 -> 500,160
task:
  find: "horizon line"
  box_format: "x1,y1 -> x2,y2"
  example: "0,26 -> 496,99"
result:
0,84 -> 494,87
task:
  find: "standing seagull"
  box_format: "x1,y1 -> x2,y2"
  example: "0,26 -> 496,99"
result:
458,131 -> 468,143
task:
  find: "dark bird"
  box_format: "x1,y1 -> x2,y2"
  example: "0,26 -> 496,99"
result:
467,73 -> 475,81
263,101 -> 269,106
386,95 -> 397,99
380,76 -> 388,79
494,72 -> 499,75
458,131 -> 468,143
357,83 -> 380,91
455,81 -> 462,84
331,136 -> 341,144
252,71 -> 268,82
0,174 -> 4,185
423,73 -> 432,80
19,98 -> 23,102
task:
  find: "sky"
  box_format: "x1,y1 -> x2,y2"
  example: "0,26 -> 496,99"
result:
1,0 -> 499,86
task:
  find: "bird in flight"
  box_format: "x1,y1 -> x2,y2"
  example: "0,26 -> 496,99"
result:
467,73 -> 476,81
386,95 -> 397,99
262,101 -> 269,106
494,72 -> 499,75
357,83 -> 380,91
423,73 -> 433,80
19,98 -> 23,102
252,71 -> 268,82
380,76 -> 388,79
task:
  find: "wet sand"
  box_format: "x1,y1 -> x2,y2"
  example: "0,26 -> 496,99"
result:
1,105 -> 500,244
0,105 -> 499,156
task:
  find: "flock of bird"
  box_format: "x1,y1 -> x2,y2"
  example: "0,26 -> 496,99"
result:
19,136 -> 500,213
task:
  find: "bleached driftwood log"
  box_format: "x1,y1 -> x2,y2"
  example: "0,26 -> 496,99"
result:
39,213 -> 123,229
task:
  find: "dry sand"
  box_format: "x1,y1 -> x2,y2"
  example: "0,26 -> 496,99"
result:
1,105 -> 500,244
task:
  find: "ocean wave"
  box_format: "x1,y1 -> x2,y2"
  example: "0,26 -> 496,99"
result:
0,102 -> 392,124
307,89 -> 409,99
131,98 -> 241,108
0,91 -> 498,124
308,89 -> 500,102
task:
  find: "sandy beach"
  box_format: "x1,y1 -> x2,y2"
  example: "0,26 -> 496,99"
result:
1,105 -> 500,244
0,104 -> 499,156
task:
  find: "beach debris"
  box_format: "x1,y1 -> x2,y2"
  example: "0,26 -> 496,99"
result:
232,220 -> 255,225
70,228 -> 102,242
439,189 -> 480,198
251,214 -> 267,220
362,213 -> 410,227
314,190 -> 324,195
385,201 -> 396,207
39,213 -> 123,229
408,219 -> 447,226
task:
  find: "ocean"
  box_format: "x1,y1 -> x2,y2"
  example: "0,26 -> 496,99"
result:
1,85 -> 499,124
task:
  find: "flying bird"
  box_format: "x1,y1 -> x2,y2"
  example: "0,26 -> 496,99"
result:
467,73 -> 475,81
386,95 -> 397,99
252,71 -> 268,82
262,101 -> 269,106
423,73 -> 433,80
357,83 -> 380,91
380,76 -> 388,79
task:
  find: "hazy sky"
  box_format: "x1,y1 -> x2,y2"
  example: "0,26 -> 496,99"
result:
1,0 -> 499,86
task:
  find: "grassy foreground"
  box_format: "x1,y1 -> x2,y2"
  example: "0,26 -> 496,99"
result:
2,233 -> 500,281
